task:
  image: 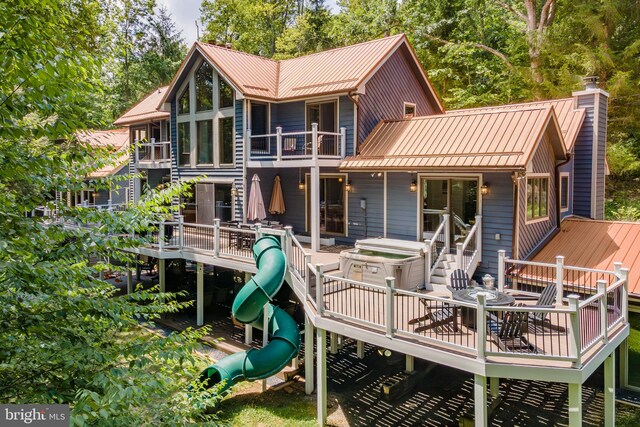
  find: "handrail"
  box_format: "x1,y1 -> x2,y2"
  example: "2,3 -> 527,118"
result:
456,215 -> 481,273
425,214 -> 449,286
135,138 -> 171,163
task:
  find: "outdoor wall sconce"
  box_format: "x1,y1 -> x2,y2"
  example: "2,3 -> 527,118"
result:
345,180 -> 352,192
298,179 -> 305,190
230,184 -> 238,197
410,180 -> 417,192
481,183 -> 489,195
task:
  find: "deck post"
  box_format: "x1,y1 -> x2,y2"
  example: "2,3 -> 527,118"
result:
244,323 -> 253,345
604,352 -> 615,427
597,280 -> 608,344
490,377 -> 499,398
214,219 -> 221,257
568,295 -> 581,368
340,127 -> 346,158
315,264 -> 324,314
329,332 -> 338,354
456,242 -> 463,269
178,215 -> 184,249
497,250 -> 506,292
126,262 -> 133,294
310,164 -> 320,252
620,267 -> 629,323
619,338 -> 629,388
316,327 -> 327,426
385,277 -> 395,338
196,262 -> 204,326
284,226 -> 293,266
276,126 -> 283,161
405,355 -> 415,373
444,214 -> 450,252
158,259 -> 165,293
425,239 -> 432,287
246,129 -> 252,160
555,255 -> 565,306
255,223 -> 262,239
135,139 -> 139,164
475,215 -> 482,262
474,374 -> 488,427
476,292 -> 487,361
568,382 -> 582,427
356,340 -> 365,359
305,254 -> 312,295
262,301 -> 269,391
158,220 -> 165,251
311,122 -> 319,161
304,314 -> 314,395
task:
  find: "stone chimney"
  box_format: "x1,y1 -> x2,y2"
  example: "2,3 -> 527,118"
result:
572,76 -> 609,220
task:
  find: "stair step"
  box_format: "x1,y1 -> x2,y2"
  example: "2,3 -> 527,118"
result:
431,276 -> 447,284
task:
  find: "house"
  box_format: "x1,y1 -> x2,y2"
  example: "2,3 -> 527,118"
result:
114,86 -> 171,203
114,34 -> 630,426
60,128 -> 130,208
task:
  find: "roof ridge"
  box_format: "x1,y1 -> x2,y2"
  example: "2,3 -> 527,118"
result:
448,97 -> 576,113
196,41 -> 278,63
412,106 -> 552,120
279,33 -> 405,63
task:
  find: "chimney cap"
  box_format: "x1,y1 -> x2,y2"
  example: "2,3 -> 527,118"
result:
583,76 -> 599,89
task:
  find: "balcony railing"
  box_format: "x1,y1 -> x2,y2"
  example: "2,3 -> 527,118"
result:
135,139 -> 171,168
247,122 -> 346,163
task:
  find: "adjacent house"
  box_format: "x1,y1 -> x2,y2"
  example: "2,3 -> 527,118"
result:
113,34 -> 633,426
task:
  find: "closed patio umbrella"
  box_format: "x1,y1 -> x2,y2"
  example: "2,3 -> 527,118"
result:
247,174 -> 266,222
268,175 -> 286,216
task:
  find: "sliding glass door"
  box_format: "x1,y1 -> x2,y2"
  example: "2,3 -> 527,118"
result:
422,177 -> 478,243
306,175 -> 346,236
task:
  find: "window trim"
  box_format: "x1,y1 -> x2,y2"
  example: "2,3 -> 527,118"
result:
525,173 -> 550,224
196,119 -> 214,166
403,102 -> 416,117
560,172 -> 570,212
218,116 -> 235,168
194,61 -> 214,112
304,97 -> 339,134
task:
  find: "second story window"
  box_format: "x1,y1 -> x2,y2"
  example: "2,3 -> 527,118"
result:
178,86 -> 189,115
527,175 -> 549,221
195,62 -> 213,111
404,102 -> 416,117
219,76 -> 234,109
197,120 -> 213,164
219,117 -> 234,166
560,173 -> 569,211
178,122 -> 190,166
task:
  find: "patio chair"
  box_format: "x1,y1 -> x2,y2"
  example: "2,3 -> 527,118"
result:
448,269 -> 471,292
410,300 -> 459,333
488,310 -> 537,353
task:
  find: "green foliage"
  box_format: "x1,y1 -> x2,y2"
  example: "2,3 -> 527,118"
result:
607,143 -> 640,178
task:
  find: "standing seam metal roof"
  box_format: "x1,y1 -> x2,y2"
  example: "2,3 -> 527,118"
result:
113,86 -> 170,126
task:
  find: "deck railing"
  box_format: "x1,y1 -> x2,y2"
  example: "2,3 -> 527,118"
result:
425,214 -> 449,285
456,215 -> 482,274
309,255 -> 628,367
135,139 -> 171,167
247,123 -> 347,162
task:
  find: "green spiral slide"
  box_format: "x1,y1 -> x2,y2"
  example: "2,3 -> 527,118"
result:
199,235 -> 301,394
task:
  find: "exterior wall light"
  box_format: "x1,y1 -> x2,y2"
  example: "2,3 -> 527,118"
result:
345,180 -> 352,192
481,183 -> 489,195
410,180 -> 417,192
230,184 -> 238,197
298,179 -> 305,190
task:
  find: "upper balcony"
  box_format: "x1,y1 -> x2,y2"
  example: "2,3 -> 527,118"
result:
134,139 -> 171,169
247,123 -> 346,168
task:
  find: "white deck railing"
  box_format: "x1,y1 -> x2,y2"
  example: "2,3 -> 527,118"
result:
456,215 -> 482,274
135,139 -> 171,166
425,214 -> 449,285
247,122 -> 346,162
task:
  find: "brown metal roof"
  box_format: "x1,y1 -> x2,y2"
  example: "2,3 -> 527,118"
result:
161,34 -> 443,108
531,218 -> 640,296
340,106 -> 566,170
114,86 -> 170,126
77,129 -> 130,178
448,98 -> 585,151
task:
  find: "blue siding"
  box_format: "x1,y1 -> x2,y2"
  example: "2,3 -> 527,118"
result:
235,101 -> 243,140
385,172 -> 418,241
346,172 -> 384,241
339,96 -> 356,156
573,95 -> 594,217
476,173 -> 515,279
559,158 -> 573,219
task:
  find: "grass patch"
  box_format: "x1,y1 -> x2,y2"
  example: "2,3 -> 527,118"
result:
627,312 -> 640,387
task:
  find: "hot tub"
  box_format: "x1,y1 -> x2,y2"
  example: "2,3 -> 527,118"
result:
339,238 -> 426,290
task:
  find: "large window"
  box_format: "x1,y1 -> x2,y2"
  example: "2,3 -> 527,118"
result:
560,173 -> 569,211
219,117 -> 234,165
306,175 -> 346,235
195,62 -> 213,111
219,76 -> 233,109
178,122 -> 190,166
307,101 -> 337,133
178,86 -> 189,115
527,176 -> 549,221
197,120 -> 213,164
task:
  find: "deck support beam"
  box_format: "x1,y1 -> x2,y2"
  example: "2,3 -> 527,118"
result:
356,340 -> 365,359
490,377 -> 499,398
604,352 -> 615,427
316,327 -> 327,426
405,355 -> 415,373
568,382 -> 582,427
158,259 -> 165,293
330,332 -> 338,354
619,338 -> 629,388
474,374 -> 488,427
305,314 -> 315,395
310,163 -> 320,252
196,262 -> 204,326
244,272 -> 253,345
126,263 -> 133,294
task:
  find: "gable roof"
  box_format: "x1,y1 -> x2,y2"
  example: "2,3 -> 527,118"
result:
448,98 -> 585,151
114,86 -> 170,126
76,129 -> 130,178
340,105 -> 566,171
530,218 -> 640,297
161,34 -> 443,108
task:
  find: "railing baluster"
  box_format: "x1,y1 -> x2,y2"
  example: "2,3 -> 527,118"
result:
556,255 -> 565,305
385,277 -> 395,338
214,219 -> 220,257
476,292 -> 486,361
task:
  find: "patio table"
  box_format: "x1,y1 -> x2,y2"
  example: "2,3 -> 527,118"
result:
452,288 -> 515,329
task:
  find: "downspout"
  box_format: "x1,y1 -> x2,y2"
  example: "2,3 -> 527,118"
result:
512,171 -> 520,260
347,92 -> 360,154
